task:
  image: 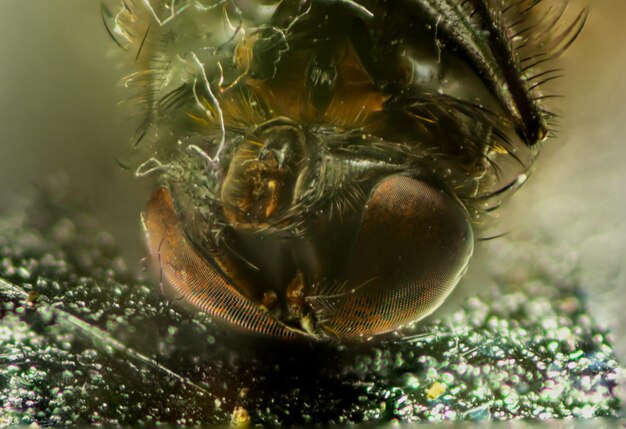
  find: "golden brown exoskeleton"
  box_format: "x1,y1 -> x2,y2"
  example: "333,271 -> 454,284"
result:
105,0 -> 587,340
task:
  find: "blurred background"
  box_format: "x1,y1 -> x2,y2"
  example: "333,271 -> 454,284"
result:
0,0 -> 151,264
0,0 -> 624,362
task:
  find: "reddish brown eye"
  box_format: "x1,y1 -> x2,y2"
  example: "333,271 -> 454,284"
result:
310,175 -> 474,339
142,188 -> 297,339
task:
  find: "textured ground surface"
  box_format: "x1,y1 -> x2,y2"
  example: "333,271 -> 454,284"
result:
0,179 -> 621,427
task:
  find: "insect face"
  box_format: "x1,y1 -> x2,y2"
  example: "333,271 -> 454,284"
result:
106,0 -> 587,340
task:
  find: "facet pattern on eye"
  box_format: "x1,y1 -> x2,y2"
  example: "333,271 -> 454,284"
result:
103,0 -> 588,339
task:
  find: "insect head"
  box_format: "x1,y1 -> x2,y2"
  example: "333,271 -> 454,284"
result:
105,0 -> 587,340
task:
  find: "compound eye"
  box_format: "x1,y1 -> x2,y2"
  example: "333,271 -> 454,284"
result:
311,175 -> 474,339
142,188 -> 298,339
